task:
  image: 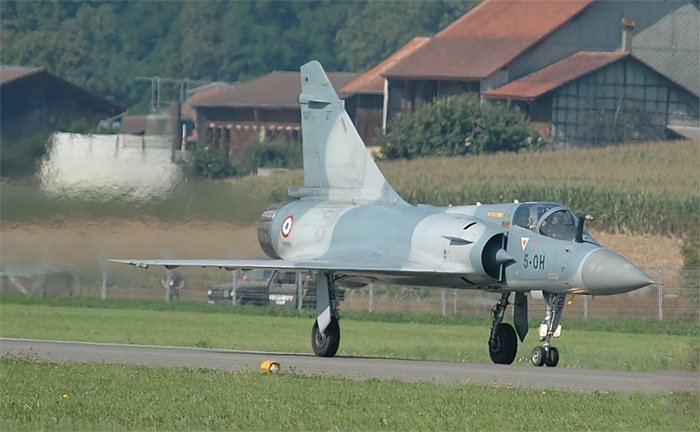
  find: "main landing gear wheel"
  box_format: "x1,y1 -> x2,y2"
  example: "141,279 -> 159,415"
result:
311,317 -> 340,357
489,323 -> 517,365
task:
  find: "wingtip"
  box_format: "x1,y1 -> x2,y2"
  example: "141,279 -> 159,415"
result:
108,259 -> 149,269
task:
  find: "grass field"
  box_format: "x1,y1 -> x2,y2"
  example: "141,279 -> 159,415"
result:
2,140 -> 698,234
2,141 -> 698,431
1,358 -> 698,432
1,296 -> 697,372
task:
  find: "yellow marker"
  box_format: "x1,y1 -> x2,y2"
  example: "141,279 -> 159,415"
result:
487,211 -> 504,218
567,293 -> 576,305
260,360 -> 280,374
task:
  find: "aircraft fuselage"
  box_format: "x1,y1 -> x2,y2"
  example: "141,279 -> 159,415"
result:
258,200 -> 651,296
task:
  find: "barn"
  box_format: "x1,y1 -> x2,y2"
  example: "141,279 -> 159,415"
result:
191,71 -> 358,154
0,66 -> 124,140
482,51 -> 699,145
350,0 -> 698,146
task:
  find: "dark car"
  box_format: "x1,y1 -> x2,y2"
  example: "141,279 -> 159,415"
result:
207,270 -> 324,308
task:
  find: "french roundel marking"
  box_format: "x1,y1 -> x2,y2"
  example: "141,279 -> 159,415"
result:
281,215 -> 294,238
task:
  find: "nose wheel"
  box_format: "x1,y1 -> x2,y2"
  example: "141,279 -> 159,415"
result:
531,292 -> 566,367
531,346 -> 559,367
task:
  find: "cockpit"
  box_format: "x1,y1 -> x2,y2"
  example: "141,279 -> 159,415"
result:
512,203 -> 593,242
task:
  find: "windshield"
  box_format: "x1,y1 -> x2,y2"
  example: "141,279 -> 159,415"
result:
512,203 -> 557,231
539,209 -> 578,241
512,203 -> 594,242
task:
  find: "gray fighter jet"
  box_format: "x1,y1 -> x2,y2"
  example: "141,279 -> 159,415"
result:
111,61 -> 653,367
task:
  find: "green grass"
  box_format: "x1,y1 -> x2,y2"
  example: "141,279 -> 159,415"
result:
379,140 -> 699,197
0,177 -> 270,224
2,140 -> 698,234
1,358 -> 698,431
2,294 -> 698,336
1,297 -> 697,372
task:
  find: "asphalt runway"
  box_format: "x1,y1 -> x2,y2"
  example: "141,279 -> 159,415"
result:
2,338 -> 697,394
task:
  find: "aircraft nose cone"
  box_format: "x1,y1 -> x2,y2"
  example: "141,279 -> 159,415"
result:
581,249 -> 654,294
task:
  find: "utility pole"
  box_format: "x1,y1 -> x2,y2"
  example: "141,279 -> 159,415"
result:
135,76 -> 213,113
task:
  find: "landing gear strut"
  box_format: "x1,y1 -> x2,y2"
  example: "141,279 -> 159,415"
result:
488,292 -> 517,364
311,273 -> 341,357
531,292 -> 566,367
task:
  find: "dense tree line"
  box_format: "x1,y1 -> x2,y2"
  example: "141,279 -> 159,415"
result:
1,1 -> 477,113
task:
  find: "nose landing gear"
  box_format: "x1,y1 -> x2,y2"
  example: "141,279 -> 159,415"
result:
531,292 -> 566,367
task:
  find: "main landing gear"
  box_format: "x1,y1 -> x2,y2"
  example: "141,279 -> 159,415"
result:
311,273 -> 341,357
488,292 -> 518,364
488,291 -> 565,367
530,292 -> 566,367
312,316 -> 340,357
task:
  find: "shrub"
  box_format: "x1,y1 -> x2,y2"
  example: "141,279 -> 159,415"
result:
377,93 -> 549,159
1,117 -> 95,179
187,137 -> 302,180
234,137 -> 302,176
1,130 -> 53,178
190,145 -> 236,179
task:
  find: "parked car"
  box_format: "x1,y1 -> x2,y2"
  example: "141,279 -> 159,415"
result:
207,270 -> 342,308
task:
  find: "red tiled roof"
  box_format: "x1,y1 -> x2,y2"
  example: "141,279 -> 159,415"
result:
436,0 -> 594,39
341,37 -> 431,95
383,38 -> 533,80
384,0 -> 595,80
182,83 -> 234,118
482,51 -> 629,100
193,71 -> 359,108
0,67 -> 44,85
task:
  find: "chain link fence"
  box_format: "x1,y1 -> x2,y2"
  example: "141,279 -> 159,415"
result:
3,266 -> 698,322
342,267 -> 699,322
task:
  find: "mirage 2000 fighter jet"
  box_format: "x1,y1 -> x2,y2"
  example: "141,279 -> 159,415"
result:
112,61 -> 653,367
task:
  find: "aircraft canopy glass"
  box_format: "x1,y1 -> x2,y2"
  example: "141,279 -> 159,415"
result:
539,209 -> 577,241
513,203 -> 586,242
512,203 -> 558,231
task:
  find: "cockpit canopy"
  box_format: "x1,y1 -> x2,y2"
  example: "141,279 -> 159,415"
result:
512,203 -> 593,242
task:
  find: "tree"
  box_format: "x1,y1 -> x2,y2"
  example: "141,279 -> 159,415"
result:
0,0 -> 484,113
377,93 -> 548,160
336,1 -> 477,72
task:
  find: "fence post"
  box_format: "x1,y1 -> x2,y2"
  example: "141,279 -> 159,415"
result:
369,284 -> 375,313
231,269 -> 238,306
441,288 -> 447,316
297,272 -> 303,310
165,270 -> 172,302
658,266 -> 663,321
102,271 -> 109,299
453,289 -> 458,315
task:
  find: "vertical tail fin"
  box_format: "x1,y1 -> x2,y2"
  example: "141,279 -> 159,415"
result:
290,61 -> 406,205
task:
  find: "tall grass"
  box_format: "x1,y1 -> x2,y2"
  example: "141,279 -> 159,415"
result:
379,140 -> 699,197
0,178 -> 269,225
2,140 -> 697,234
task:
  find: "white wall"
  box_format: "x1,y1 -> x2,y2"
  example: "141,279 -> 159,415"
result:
39,133 -> 182,200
